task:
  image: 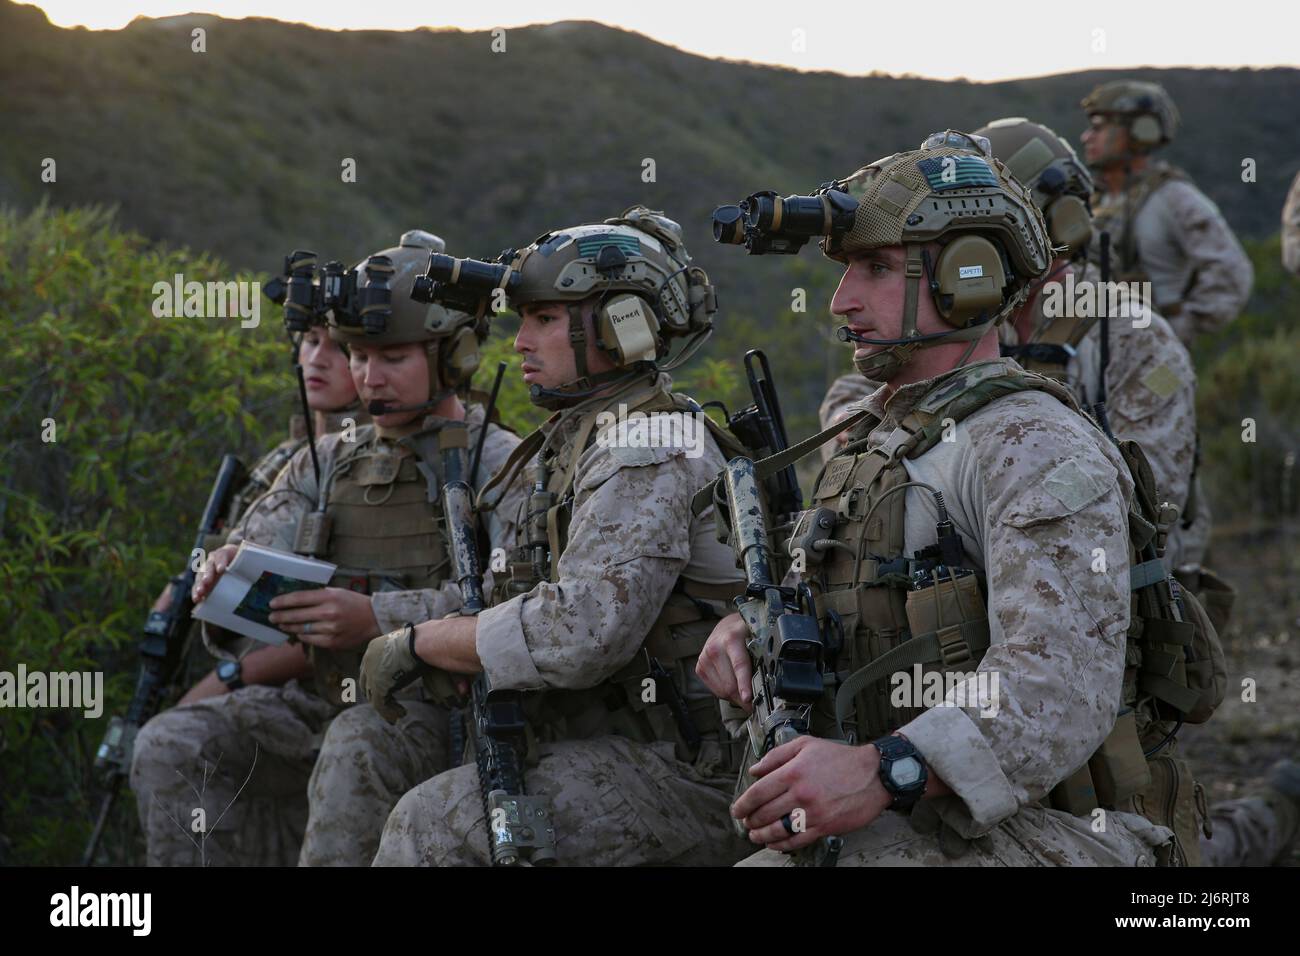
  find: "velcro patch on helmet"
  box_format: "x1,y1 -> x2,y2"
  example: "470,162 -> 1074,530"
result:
577,235 -> 642,259
917,156 -> 999,191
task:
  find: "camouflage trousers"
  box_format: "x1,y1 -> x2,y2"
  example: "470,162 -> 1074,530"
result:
1200,792 -> 1298,867
734,794 -> 1297,868
129,679 -> 342,867
299,701 -> 451,866
373,736 -> 753,866
737,801 -> 1175,867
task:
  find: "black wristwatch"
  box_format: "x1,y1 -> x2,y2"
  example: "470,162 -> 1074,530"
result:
872,735 -> 927,812
216,659 -> 244,691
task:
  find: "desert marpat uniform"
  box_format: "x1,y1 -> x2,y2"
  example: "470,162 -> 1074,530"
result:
175,407 -> 361,684
300,419 -> 530,867
1283,169 -> 1300,276
374,374 -> 754,867
742,358 -> 1179,867
826,267 -> 1214,570
129,403 -> 518,866
220,409 -> 360,540
998,261 -> 1200,571
1090,161 -> 1253,347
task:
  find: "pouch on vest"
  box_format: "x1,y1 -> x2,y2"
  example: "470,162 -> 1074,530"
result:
1087,708 -> 1151,806
1173,584 -> 1226,724
1174,564 -> 1235,679
904,568 -> 988,672
293,511 -> 332,558
1049,763 -> 1099,816
1119,438 -> 1223,726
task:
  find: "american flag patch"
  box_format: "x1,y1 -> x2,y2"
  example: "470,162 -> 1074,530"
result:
917,156 -> 999,191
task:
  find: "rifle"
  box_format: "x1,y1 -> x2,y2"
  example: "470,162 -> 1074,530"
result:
716,455 -> 842,866
441,426 -> 557,867
83,453 -> 247,865
720,349 -> 804,523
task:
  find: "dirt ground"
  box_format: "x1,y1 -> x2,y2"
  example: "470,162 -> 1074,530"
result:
1177,519 -> 1300,865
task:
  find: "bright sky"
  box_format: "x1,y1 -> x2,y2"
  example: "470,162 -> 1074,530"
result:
25,0 -> 1300,82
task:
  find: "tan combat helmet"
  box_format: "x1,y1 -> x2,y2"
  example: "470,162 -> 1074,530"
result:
1081,79 -> 1181,153
330,230 -> 487,407
974,117 -> 1095,256
502,205 -> 717,407
823,130 -> 1053,380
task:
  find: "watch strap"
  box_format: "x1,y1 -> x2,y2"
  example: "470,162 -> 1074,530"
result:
218,660 -> 244,691
873,735 -> 927,812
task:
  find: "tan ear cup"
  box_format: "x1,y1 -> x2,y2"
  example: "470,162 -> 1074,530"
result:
439,326 -> 482,390
596,293 -> 660,364
932,235 -> 1008,327
1130,114 -> 1163,146
1047,196 -> 1093,255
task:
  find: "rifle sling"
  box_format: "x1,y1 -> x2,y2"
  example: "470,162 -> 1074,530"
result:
691,409 -> 872,517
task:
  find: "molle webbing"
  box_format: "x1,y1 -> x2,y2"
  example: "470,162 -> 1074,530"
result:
504,384 -> 740,755
1095,162 -> 1188,276
816,366 -> 1076,741
327,454 -> 448,580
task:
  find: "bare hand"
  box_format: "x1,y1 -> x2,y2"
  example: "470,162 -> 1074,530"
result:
268,587 -> 380,651
191,543 -> 240,604
731,736 -> 891,852
695,612 -> 753,710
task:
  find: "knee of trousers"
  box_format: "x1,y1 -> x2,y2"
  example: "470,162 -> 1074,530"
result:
375,767 -> 481,866
373,787 -> 436,866
129,709 -> 208,793
313,704 -> 414,774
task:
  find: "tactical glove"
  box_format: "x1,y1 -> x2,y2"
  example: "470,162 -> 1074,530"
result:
360,624 -> 431,724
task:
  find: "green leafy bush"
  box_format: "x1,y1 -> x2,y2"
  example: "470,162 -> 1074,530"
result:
0,203 -> 289,864
1194,235 -> 1300,522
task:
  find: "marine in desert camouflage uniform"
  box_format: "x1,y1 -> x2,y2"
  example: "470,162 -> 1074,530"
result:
1080,80 -> 1253,348
366,207 -> 754,866
798,128 -> 1297,868
129,231 -> 519,866
1283,169 -> 1300,276
700,131 -> 1197,867
971,118 -> 1198,575
1079,80 -> 1249,623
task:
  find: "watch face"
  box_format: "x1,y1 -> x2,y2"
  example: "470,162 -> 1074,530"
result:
217,661 -> 239,681
890,756 -> 924,788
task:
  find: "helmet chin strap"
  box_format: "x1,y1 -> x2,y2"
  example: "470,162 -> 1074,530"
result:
526,302 -> 651,410
839,244 -> 994,381
367,388 -> 454,416
368,340 -> 457,415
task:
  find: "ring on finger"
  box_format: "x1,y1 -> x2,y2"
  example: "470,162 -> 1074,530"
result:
303,621 -> 312,635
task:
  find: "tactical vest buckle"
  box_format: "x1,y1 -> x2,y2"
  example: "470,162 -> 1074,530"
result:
937,625 -> 973,668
